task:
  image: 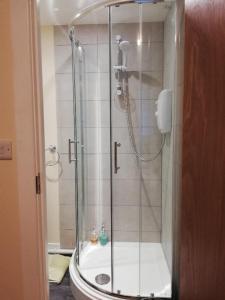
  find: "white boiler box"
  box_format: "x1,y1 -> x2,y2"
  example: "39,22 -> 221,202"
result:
155,89 -> 172,134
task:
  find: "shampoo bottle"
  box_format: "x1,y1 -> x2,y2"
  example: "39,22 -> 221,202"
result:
99,224 -> 109,246
90,227 -> 98,245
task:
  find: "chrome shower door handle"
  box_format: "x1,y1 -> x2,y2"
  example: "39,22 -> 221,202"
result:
114,141 -> 121,174
68,139 -> 76,163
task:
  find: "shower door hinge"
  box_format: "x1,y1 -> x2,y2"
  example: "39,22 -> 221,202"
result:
36,173 -> 41,195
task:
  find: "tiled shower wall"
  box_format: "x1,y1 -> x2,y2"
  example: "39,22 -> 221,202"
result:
54,22 -> 164,248
54,26 -> 75,248
111,23 -> 163,242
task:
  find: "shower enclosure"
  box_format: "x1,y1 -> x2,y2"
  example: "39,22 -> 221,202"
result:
69,0 -> 181,299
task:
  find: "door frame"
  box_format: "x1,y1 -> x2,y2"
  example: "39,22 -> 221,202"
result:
8,0 -> 48,299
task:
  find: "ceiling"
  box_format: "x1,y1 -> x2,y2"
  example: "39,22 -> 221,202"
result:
39,0 -> 174,26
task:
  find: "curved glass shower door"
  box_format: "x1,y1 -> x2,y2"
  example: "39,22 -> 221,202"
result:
110,2 -> 171,297
71,0 -> 176,298
71,9 -> 113,294
110,3 -> 142,296
72,37 -> 87,264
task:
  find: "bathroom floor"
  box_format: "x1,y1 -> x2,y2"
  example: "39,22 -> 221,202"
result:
50,270 -> 74,300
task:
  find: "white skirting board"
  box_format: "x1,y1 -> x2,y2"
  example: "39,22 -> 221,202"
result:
48,243 -> 73,255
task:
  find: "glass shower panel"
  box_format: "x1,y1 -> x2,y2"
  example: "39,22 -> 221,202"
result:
72,7 -> 112,294
110,2 -> 173,298
138,2 -> 173,298
73,42 -> 87,263
110,3 -> 142,297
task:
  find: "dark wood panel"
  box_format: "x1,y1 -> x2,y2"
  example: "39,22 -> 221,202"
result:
180,1 -> 225,299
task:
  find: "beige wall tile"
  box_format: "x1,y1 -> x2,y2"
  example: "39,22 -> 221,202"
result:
141,179 -> 162,207
112,99 -> 158,128
60,204 -> 75,230
86,205 -> 111,232
76,25 -> 98,44
58,127 -> 74,154
127,71 -> 162,100
60,154 -> 75,180
86,154 -> 110,179
141,72 -> 163,99
87,179 -> 111,206
54,25 -> 70,46
127,43 -> 163,72
141,206 -> 161,232
140,127 -> 163,154
112,99 -> 139,128
113,206 -> 139,232
98,44 -> 109,72
114,154 -> 140,179
113,179 -> 140,206
143,43 -> 163,72
83,45 -> 98,73
151,22 -> 164,42
85,73 -> 110,100
111,23 -> 139,43
55,45 -> 72,73
140,22 -> 164,43
57,101 -> 74,127
141,231 -> 161,243
141,156 -> 162,180
56,74 -> 73,100
97,24 -> 109,44
59,179 -> 75,205
113,230 -> 139,242
86,100 -> 110,127
60,229 -> 75,249
86,127 -> 110,154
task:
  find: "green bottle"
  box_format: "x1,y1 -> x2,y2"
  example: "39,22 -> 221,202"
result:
99,224 -> 109,246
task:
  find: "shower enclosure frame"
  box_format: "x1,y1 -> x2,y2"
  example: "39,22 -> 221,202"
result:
69,1 -> 180,299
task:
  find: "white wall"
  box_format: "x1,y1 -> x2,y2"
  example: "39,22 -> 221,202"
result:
41,26 -> 60,244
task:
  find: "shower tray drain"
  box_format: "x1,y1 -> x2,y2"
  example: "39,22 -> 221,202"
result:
95,274 -> 110,285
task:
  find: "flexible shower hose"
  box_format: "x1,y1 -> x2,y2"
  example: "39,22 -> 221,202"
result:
122,76 -> 165,162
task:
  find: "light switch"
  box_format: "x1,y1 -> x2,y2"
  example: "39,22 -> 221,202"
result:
0,140 -> 12,160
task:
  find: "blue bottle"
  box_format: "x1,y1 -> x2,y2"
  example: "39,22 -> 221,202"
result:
99,224 -> 109,246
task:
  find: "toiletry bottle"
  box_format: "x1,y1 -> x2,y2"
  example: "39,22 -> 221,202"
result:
99,224 -> 109,246
90,227 -> 98,245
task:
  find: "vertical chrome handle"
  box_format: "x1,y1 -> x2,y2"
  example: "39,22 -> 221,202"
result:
68,139 -> 76,163
114,141 -> 121,174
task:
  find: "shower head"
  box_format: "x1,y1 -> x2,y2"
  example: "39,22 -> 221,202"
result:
113,39 -> 130,72
120,40 -> 130,69
119,40 -> 130,52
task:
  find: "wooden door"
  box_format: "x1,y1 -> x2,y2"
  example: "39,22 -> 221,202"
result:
180,1 -> 225,299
